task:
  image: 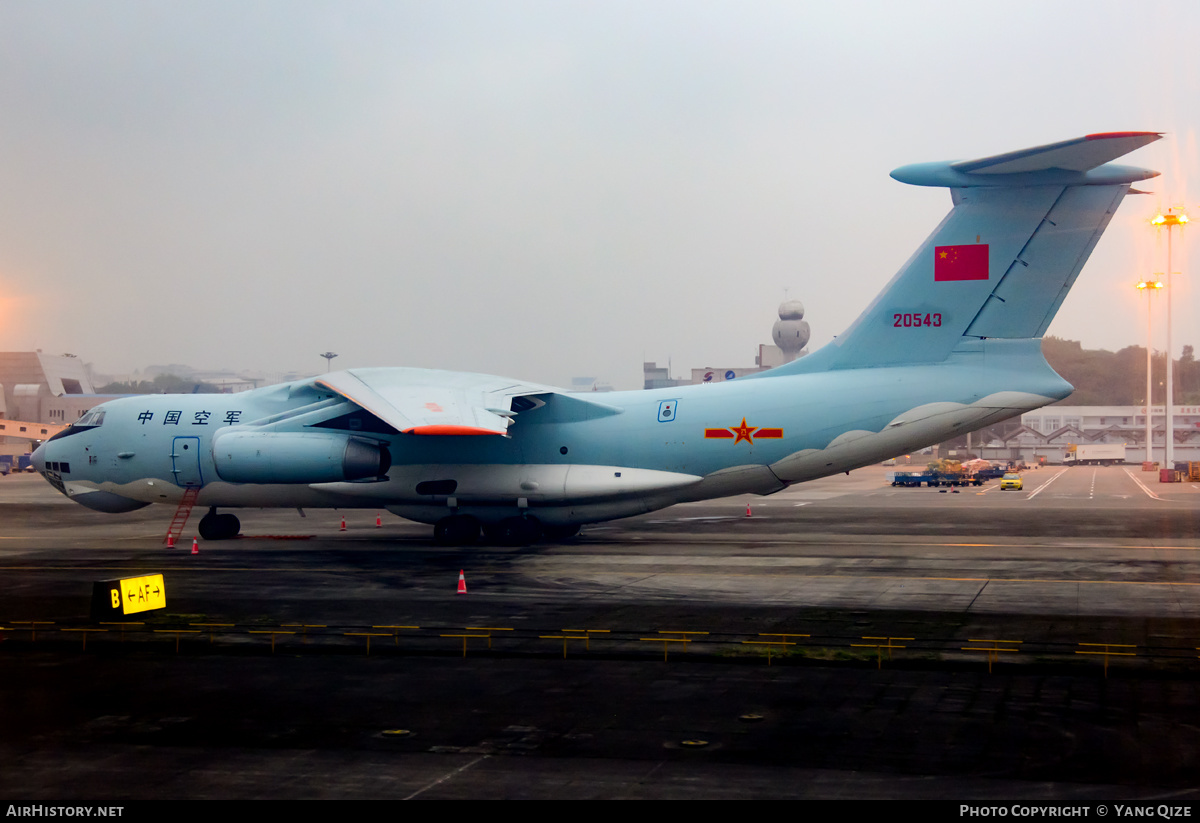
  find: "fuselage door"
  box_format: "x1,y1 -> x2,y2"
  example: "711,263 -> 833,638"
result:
171,436 -> 204,488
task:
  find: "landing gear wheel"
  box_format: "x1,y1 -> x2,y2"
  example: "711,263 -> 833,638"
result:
542,524 -> 580,542
198,508 -> 240,540
433,515 -> 481,546
219,513 -> 240,538
493,516 -> 543,546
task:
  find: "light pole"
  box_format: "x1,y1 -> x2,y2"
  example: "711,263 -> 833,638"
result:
1152,209 -> 1188,468
1137,277 -> 1163,463
319,352 -> 339,372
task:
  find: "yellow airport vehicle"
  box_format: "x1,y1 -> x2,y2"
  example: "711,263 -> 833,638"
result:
1000,473 -> 1023,491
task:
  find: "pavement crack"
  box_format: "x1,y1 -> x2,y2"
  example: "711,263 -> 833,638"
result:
404,754 -> 489,800
965,579 -> 990,612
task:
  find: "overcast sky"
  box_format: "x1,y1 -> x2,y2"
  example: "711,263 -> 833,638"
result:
0,1 -> 1196,388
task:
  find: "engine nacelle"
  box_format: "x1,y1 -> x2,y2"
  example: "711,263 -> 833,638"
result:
211,431 -> 390,484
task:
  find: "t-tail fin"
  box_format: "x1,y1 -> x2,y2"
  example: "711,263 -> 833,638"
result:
771,132 -> 1161,375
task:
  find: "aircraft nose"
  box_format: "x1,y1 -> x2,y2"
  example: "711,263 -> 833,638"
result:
31,442 -> 46,473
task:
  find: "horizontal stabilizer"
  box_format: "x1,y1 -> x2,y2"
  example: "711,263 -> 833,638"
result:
951,132 -> 1161,174
891,132 -> 1161,188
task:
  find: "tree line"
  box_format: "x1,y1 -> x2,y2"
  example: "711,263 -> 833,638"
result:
96,374 -> 223,394
1042,337 -> 1200,406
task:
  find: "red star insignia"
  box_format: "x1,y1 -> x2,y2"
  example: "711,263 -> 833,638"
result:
730,417 -> 759,444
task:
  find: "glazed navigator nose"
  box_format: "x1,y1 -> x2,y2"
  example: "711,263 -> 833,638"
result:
31,442 -> 46,473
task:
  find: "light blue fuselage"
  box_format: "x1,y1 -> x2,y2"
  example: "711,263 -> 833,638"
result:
35,339 -> 1068,526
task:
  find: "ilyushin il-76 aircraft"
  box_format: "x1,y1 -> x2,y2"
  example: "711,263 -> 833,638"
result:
33,132 -> 1161,545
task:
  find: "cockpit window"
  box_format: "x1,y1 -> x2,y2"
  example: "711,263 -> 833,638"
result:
75,410 -> 106,428
48,409 -> 105,442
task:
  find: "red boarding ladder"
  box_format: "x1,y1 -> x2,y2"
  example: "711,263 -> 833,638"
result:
164,485 -> 201,545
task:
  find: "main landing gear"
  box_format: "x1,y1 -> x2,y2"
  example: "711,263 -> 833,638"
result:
432,515 -> 581,546
198,507 -> 240,540
433,514 -> 482,546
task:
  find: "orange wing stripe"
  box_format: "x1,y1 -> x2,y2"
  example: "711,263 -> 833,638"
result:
403,425 -> 504,436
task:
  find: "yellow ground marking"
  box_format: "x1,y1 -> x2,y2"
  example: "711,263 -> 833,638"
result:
960,639 -> 1022,673
1076,642 -> 1136,677
61,627 -> 106,650
558,629 -> 608,650
7,564 -> 1200,588
190,622 -> 234,642
851,636 -> 913,668
463,627 -> 513,649
640,636 -> 693,661
345,632 -> 391,655
540,634 -> 593,657
442,633 -> 491,657
248,630 -> 294,652
742,633 -> 808,665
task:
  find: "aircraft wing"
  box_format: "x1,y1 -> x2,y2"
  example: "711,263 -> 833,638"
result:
316,367 -> 559,436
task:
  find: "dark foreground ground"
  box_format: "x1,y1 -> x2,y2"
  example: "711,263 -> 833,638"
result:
5,467 -> 1200,799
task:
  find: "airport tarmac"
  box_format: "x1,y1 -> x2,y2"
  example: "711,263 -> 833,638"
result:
4,465 -> 1200,799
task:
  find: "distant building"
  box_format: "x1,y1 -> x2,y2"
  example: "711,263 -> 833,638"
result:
1011,405 -> 1200,464
642,363 -> 684,390
569,377 -> 614,393
950,405 -> 1200,465
141,364 -> 260,393
0,352 -> 117,446
644,299 -> 810,389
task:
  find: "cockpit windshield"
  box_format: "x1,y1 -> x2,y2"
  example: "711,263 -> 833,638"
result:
48,408 -> 106,442
74,409 -> 106,428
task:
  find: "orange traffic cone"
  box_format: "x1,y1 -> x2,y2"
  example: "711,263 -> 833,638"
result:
340,516 -> 346,531
376,514 -> 382,528
457,570 -> 467,594
191,537 -> 199,555
746,502 -> 752,517
167,534 -> 175,548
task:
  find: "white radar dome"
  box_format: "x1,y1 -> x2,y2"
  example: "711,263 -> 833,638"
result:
771,299 -> 810,360
778,299 -> 805,320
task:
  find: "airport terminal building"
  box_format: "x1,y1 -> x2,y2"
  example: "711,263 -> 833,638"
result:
992,404 -> 1200,465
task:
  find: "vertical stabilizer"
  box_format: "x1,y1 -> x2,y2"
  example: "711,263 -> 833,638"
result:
767,132 -> 1160,375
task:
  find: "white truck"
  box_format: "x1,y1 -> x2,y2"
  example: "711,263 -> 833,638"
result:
1063,444 -> 1125,466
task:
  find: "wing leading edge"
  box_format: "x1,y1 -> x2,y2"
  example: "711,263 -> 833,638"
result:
315,368 -> 560,436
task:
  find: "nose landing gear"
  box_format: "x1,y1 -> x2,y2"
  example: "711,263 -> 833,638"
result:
198,507 -> 241,540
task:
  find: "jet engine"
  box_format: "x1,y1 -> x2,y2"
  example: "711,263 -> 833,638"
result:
211,431 -> 390,484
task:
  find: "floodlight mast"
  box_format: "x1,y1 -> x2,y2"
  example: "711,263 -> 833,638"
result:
1137,277 -> 1164,463
1152,210 -> 1188,467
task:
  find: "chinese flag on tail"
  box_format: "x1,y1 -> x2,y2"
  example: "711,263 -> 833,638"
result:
934,244 -> 989,281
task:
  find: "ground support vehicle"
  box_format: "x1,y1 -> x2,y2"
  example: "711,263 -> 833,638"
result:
1064,444 -> 1125,466
888,471 -> 935,487
933,471 -> 984,487
1000,472 -> 1023,491
888,470 -> 984,487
